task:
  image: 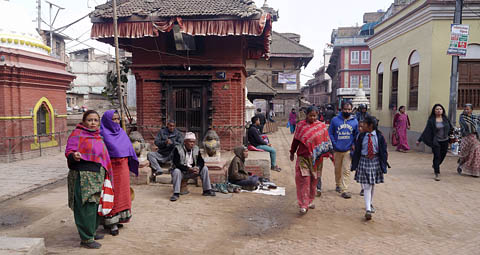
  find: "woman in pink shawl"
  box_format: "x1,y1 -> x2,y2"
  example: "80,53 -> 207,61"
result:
393,106 -> 411,152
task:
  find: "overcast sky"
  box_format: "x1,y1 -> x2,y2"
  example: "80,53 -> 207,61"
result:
17,0 -> 393,84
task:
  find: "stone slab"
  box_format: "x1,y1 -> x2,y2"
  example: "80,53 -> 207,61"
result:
0,237 -> 46,255
245,151 -> 271,179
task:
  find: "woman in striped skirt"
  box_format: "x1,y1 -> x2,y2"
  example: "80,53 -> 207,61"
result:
351,116 -> 388,221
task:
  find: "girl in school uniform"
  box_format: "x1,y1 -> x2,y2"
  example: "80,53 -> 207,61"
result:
351,115 -> 388,221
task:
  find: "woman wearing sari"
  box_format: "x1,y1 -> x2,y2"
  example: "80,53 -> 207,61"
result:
100,110 -> 139,236
290,106 -> 332,214
66,110 -> 113,249
458,104 -> 480,177
393,106 -> 411,152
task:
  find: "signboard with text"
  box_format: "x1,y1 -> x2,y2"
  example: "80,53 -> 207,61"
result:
447,24 -> 469,56
278,72 -> 297,84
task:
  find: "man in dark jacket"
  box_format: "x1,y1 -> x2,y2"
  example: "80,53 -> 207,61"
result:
328,101 -> 358,199
324,105 -> 335,124
248,116 -> 281,172
228,146 -> 259,188
170,132 -> 215,201
255,108 -> 266,133
147,120 -> 184,176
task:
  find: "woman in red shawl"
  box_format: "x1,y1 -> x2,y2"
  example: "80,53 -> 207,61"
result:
65,110 -> 113,249
290,106 -> 333,214
100,110 -> 139,236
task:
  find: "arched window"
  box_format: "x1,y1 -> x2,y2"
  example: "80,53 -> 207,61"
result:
408,51 -> 420,109
390,58 -> 399,109
377,62 -> 384,110
36,104 -> 48,135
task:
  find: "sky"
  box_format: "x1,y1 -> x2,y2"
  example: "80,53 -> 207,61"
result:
16,0 -> 393,84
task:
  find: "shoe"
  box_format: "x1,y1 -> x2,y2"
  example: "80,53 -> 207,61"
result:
202,190 -> 216,196
170,193 -> 179,202
80,241 -> 102,249
370,205 -> 376,213
335,186 -> 341,193
117,224 -> 124,228
365,210 -> 372,221
308,203 -> 316,209
457,167 -> 462,175
299,208 -> 308,214
435,174 -> 440,181
316,189 -> 322,197
271,166 -> 282,172
360,189 -> 364,196
180,190 -> 190,195
153,169 -> 163,176
341,192 -> 352,199
94,234 -> 104,240
110,229 -> 119,236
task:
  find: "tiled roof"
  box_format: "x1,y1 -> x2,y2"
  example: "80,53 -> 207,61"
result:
270,31 -> 313,57
91,0 -> 261,19
246,76 -> 276,96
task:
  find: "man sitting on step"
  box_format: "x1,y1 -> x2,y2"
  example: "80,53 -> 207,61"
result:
147,120 -> 184,176
170,132 -> 216,202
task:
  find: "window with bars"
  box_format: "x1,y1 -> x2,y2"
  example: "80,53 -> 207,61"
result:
458,61 -> 480,109
37,105 -> 48,135
378,73 -> 383,110
390,70 -> 399,109
351,51 -> 359,65
409,65 -> 419,109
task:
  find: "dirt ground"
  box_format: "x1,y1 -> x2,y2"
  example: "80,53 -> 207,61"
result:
1,127 -> 480,255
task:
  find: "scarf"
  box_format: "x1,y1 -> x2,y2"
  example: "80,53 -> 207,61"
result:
100,110 -> 139,176
460,113 -> 478,136
294,119 -> 333,168
65,123 -> 113,176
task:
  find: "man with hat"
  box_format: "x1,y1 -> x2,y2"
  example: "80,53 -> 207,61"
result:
170,132 -> 216,201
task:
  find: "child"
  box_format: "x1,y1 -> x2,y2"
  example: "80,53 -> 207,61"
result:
351,116 -> 388,221
355,120 -> 366,196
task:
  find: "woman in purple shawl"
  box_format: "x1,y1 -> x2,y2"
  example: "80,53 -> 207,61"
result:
100,110 -> 138,236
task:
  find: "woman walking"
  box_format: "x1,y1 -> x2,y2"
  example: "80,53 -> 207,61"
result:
288,108 -> 297,134
393,106 -> 411,152
100,110 -> 139,236
416,104 -> 453,181
290,106 -> 332,214
351,116 -> 388,221
458,104 -> 480,177
66,110 -> 113,249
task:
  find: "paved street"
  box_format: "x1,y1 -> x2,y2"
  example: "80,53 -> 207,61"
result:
0,152 -> 67,202
1,127 -> 480,254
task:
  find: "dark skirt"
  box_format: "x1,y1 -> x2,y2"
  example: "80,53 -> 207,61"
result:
354,156 -> 384,184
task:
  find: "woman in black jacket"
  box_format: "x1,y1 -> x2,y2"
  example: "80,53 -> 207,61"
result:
416,104 -> 453,181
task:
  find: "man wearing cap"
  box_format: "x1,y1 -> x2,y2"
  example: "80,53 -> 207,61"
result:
170,132 -> 216,201
147,120 -> 184,176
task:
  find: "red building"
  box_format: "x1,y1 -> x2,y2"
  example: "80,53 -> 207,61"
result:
0,1 -> 75,162
90,0 -> 272,150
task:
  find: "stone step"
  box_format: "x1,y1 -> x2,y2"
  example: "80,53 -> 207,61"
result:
0,237 -> 46,255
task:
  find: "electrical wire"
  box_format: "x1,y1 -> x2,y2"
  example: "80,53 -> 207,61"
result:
464,5 -> 480,18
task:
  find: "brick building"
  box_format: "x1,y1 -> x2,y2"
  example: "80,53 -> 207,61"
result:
303,48 -> 333,106
0,1 -> 75,161
246,31 -> 313,119
326,11 -> 384,109
90,0 -> 272,150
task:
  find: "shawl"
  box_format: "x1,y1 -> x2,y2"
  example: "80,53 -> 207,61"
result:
460,113 -> 479,137
294,119 -> 333,168
100,110 -> 139,176
66,123 -> 113,176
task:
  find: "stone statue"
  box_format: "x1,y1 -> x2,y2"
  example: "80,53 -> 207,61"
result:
129,131 -> 151,161
203,129 -> 220,157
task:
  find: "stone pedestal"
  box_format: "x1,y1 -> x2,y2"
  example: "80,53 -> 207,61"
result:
130,160 -> 151,185
245,151 -> 271,179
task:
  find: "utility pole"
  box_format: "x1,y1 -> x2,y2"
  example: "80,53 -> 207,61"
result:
112,0 -> 126,130
45,1 -> 64,56
37,0 -> 42,32
448,0 -> 463,126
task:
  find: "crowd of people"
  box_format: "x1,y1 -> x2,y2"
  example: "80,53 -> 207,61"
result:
65,101 -> 480,248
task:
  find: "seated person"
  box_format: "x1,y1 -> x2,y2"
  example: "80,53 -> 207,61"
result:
170,132 -> 216,202
248,116 -> 282,172
147,120 -> 183,175
228,146 -> 259,189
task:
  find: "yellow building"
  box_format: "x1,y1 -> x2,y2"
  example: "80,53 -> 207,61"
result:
367,0 -> 480,150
